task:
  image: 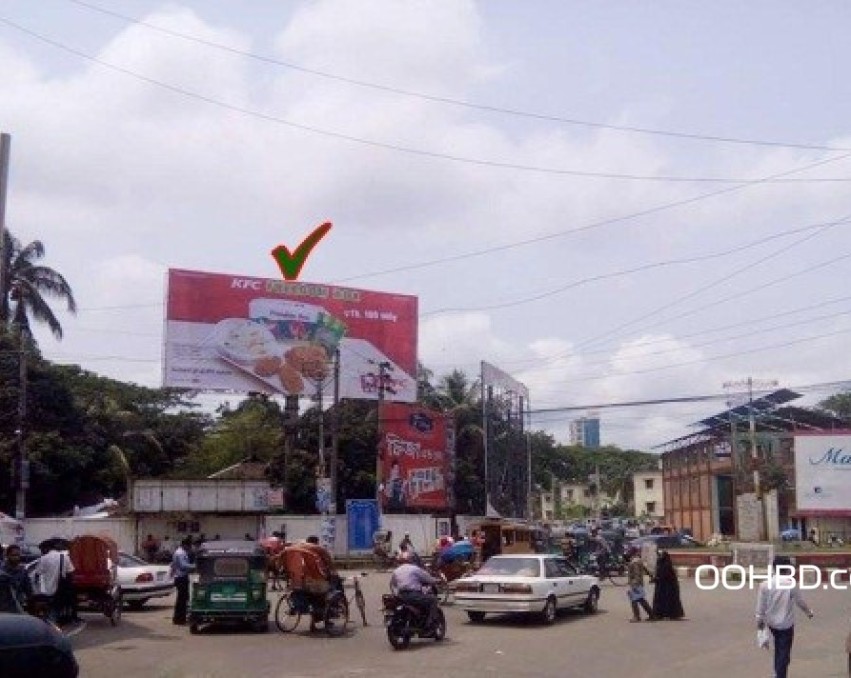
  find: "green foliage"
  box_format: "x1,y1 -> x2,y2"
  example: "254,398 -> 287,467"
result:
817,391 -> 851,423
1,228 -> 76,340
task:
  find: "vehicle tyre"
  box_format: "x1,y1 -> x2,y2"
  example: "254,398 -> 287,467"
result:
432,608 -> 446,641
253,617 -> 269,633
109,592 -> 123,626
189,622 -> 200,635
324,592 -> 349,637
274,592 -> 301,633
126,599 -> 148,611
466,611 -> 486,623
583,588 -> 600,614
387,621 -> 411,650
541,596 -> 557,625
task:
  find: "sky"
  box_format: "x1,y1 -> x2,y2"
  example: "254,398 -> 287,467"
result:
3,0 -> 851,452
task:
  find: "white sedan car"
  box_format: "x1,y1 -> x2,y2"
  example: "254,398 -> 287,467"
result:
454,554 -> 600,624
116,552 -> 174,610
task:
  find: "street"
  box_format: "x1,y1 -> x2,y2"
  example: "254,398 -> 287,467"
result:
71,571 -> 851,677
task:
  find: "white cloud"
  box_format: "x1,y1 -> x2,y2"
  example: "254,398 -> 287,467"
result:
3,0 -> 851,451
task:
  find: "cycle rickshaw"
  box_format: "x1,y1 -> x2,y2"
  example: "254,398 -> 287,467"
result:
69,534 -> 122,626
274,544 -> 355,636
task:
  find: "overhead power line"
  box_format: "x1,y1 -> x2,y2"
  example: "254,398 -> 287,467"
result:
4,15 -> 851,185
529,377 -> 851,415
67,0 -> 851,154
419,216 -> 851,316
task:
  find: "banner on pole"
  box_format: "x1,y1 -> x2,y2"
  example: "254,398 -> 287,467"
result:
380,403 -> 452,511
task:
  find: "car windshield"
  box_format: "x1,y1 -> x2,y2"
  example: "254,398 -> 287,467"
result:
478,557 -> 541,577
118,553 -> 147,568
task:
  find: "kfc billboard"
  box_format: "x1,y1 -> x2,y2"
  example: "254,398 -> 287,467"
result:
163,269 -> 417,401
380,403 -> 453,511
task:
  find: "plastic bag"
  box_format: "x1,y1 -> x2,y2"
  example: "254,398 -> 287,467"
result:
756,627 -> 770,649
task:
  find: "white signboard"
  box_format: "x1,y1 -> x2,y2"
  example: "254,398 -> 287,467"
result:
794,435 -> 851,514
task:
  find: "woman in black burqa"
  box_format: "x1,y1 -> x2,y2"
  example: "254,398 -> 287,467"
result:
652,550 -> 685,620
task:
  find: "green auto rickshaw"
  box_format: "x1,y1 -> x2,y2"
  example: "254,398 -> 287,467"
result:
188,540 -> 269,634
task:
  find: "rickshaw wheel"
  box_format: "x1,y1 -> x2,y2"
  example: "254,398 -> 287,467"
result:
323,592 -> 348,637
274,593 -> 301,633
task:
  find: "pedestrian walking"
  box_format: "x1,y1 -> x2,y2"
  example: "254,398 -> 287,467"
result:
170,536 -> 195,625
652,550 -> 685,620
626,546 -> 654,622
755,555 -> 814,678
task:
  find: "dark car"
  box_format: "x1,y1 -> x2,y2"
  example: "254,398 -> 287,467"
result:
0,613 -> 79,677
626,534 -> 702,550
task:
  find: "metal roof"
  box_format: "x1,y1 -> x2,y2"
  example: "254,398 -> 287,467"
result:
655,389 -> 847,451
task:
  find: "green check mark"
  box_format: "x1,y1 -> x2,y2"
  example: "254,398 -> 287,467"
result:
271,222 -> 333,281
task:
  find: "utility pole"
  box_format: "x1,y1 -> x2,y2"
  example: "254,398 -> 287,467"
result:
0,133 -> 10,327
0,133 -> 26,519
15,333 -> 27,520
724,377 -> 777,542
375,361 -> 392,520
330,348 -> 340,519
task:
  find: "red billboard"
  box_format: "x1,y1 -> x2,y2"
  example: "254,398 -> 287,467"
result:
380,403 -> 453,511
163,268 -> 417,401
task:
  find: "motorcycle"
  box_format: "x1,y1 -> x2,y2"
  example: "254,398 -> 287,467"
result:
383,585 -> 446,650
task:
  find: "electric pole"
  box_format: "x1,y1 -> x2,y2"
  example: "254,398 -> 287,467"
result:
375,360 -> 392,518
0,133 -> 10,326
724,377 -> 778,542
330,348 -> 340,518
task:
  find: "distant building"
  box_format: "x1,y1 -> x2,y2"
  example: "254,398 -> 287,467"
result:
569,417 -> 600,448
657,389 -> 850,542
536,481 -> 618,521
633,470 -> 664,519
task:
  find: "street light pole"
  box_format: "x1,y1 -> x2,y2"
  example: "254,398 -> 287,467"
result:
375,361 -> 392,521
0,133 -> 10,326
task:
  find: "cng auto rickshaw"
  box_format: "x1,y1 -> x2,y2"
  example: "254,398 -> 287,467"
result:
188,540 -> 269,634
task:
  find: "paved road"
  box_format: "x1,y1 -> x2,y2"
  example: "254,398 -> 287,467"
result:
72,571 -> 851,677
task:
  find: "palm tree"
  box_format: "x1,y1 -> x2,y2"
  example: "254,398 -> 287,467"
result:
1,228 -> 76,340
433,369 -> 486,514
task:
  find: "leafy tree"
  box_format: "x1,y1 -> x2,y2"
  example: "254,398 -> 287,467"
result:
816,391 -> 851,423
1,229 -> 76,339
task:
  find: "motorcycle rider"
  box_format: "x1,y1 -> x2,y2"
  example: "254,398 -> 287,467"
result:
389,550 -> 441,630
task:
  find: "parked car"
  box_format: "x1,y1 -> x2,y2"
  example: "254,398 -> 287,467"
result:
453,554 -> 600,625
26,551 -> 174,610
116,552 -> 174,609
626,534 -> 702,550
0,612 -> 79,677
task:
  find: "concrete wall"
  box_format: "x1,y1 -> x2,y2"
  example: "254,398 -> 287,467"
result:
23,517 -> 136,553
24,512 -> 485,558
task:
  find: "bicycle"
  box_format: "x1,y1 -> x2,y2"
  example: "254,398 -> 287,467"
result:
274,577 -> 349,637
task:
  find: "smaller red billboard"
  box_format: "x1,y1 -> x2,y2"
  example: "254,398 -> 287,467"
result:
380,403 -> 452,511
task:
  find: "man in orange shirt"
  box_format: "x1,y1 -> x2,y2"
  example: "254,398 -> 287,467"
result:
282,536 -> 340,631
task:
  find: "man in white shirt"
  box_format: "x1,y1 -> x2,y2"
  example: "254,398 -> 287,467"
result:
755,555 -> 814,678
34,543 -> 76,622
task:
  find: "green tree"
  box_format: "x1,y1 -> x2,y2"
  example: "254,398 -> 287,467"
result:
1,229 -> 76,339
817,391 -> 851,423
